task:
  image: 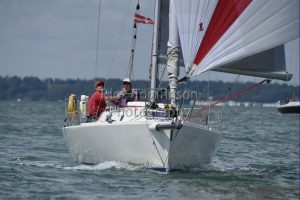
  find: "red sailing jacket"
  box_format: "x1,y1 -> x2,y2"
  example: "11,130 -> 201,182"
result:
88,91 -> 106,117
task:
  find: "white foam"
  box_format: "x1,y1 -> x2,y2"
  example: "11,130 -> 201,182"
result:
210,160 -> 253,173
19,160 -> 64,168
63,161 -> 142,171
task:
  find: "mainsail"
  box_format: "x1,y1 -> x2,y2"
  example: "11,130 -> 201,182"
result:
170,0 -> 299,80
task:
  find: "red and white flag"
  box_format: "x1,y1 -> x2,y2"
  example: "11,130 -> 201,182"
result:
134,13 -> 154,24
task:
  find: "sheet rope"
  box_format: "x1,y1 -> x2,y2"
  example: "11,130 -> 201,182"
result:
190,78 -> 271,118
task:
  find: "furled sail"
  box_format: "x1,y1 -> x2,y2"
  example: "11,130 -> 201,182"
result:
157,0 -> 184,65
172,0 -> 299,80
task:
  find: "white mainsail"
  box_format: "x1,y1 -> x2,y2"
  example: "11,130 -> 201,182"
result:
171,0 -> 299,80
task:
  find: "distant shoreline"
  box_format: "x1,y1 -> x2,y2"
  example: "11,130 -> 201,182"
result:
0,75 -> 298,103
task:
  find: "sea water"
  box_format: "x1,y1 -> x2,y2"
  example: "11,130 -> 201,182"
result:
0,101 -> 299,199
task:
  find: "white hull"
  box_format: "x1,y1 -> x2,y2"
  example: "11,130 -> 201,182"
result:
277,101 -> 300,114
63,104 -> 220,170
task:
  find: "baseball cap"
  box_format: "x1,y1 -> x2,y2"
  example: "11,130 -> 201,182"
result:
95,81 -> 105,87
123,78 -> 131,83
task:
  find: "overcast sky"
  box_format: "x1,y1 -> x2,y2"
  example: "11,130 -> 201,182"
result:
0,0 -> 299,86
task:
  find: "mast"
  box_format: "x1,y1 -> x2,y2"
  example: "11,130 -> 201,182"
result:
149,0 -> 161,103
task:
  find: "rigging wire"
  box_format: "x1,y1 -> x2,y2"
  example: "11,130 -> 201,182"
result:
94,0 -> 102,81
145,118 -> 166,169
163,128 -> 180,168
105,0 -> 132,88
207,71 -> 211,124
190,78 -> 270,119
156,63 -> 167,91
218,74 -> 240,131
217,55 -> 255,130
148,33 -> 154,92
126,1 -> 140,81
148,0 -> 157,93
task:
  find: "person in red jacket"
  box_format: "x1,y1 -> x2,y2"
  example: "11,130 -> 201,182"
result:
88,81 -> 107,120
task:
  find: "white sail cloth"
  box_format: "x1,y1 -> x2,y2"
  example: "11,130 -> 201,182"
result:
171,0 -> 299,80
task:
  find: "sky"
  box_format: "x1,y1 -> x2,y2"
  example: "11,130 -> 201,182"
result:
0,0 -> 299,85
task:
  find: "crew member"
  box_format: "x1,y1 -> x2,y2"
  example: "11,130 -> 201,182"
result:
88,81 -> 107,119
107,78 -> 137,106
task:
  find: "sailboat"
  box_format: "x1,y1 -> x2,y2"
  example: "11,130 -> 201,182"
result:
63,0 -> 299,172
277,99 -> 300,114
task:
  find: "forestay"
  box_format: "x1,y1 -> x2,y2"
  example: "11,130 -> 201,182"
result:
172,0 -> 299,80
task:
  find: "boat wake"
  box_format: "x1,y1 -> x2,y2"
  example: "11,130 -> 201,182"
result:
17,159 -> 65,169
63,161 -> 143,171
12,157 -> 144,172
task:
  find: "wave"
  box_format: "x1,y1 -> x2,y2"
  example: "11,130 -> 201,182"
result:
63,161 -> 143,171
18,160 -> 65,168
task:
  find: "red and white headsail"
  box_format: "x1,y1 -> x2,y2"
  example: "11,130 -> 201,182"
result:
172,0 -> 299,80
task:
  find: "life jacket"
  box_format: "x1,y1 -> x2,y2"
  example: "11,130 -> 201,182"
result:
117,89 -> 137,103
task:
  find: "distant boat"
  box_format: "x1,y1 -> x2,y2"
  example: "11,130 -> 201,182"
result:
277,100 -> 300,114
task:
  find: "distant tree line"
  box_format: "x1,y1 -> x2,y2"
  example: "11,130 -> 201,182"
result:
0,76 -> 298,103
